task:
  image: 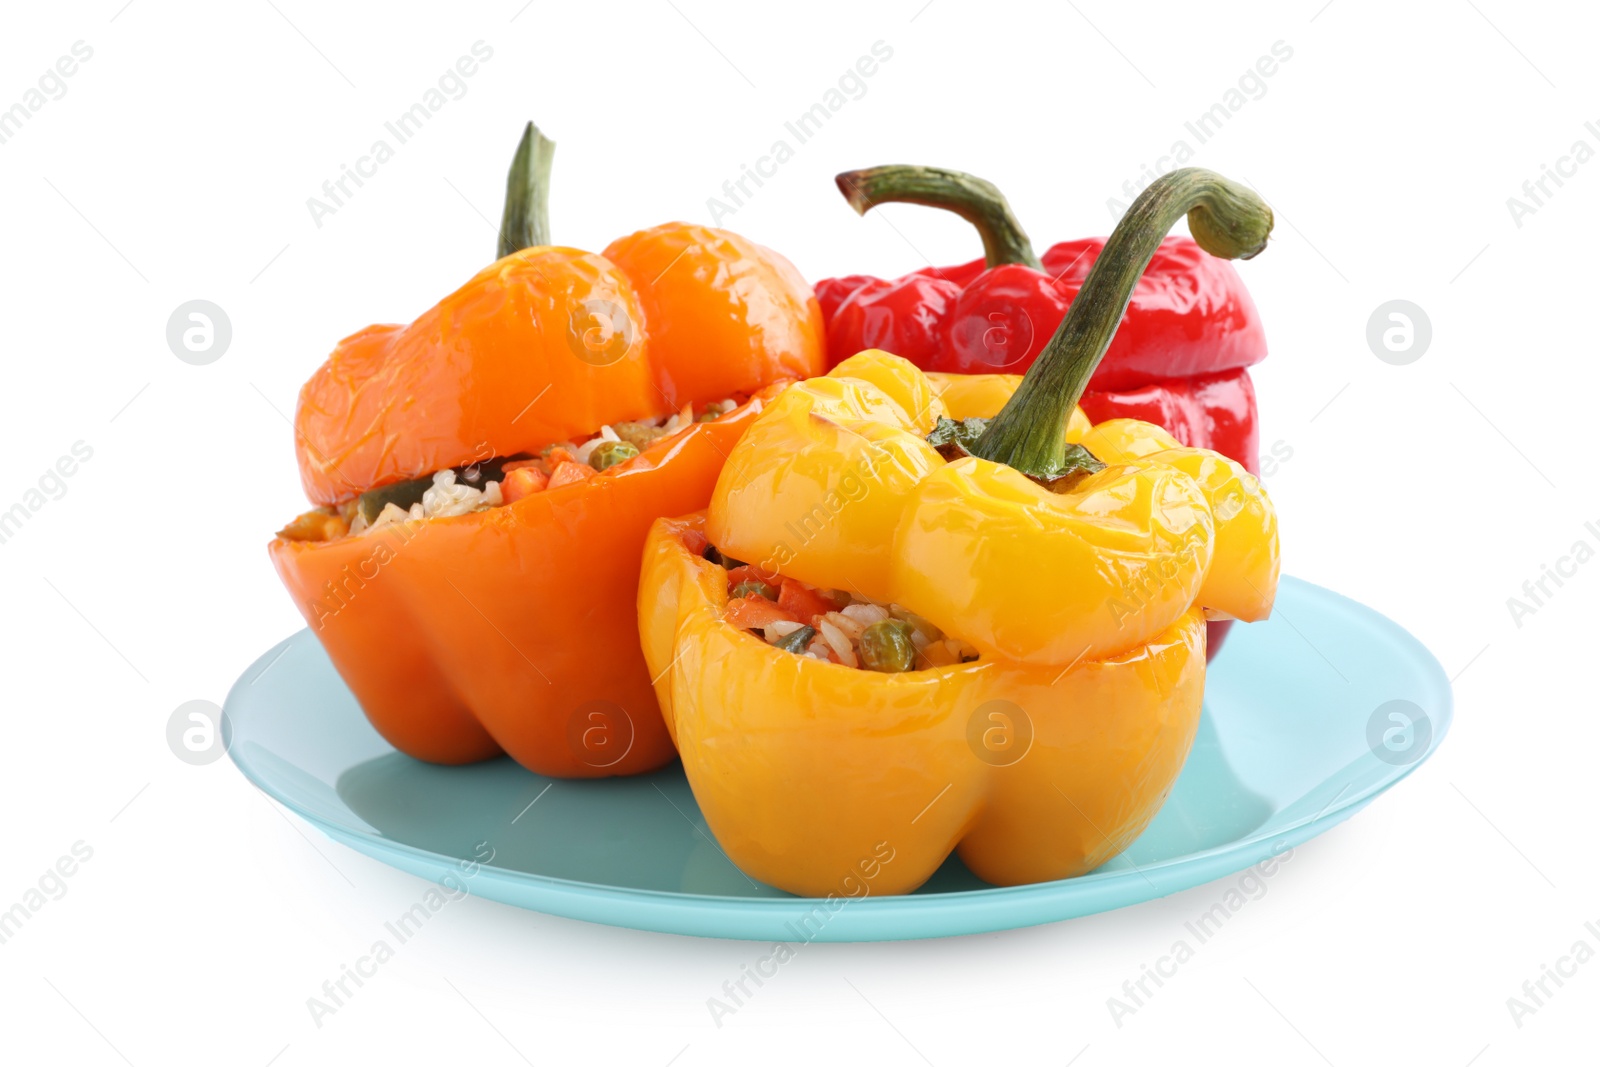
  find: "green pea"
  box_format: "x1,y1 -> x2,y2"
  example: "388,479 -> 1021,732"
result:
859,619 -> 916,673
776,625 -> 816,654
589,440 -> 640,471
731,581 -> 777,601
703,544 -> 748,569
356,478 -> 429,525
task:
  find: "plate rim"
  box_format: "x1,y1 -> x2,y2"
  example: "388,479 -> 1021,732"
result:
226,576 -> 1453,937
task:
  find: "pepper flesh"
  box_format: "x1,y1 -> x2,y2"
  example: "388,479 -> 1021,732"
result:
274,216 -> 823,777
645,352 -> 1279,892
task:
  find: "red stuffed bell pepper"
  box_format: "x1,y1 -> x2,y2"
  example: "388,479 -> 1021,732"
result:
816,165 -> 1266,473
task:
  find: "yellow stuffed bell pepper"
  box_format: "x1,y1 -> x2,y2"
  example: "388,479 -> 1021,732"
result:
639,168 -> 1281,896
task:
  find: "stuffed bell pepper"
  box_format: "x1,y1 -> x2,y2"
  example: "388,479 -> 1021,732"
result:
271,122 -> 824,778
641,169 -> 1280,894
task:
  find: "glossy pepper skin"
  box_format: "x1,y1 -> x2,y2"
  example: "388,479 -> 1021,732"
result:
817,167 -> 1266,474
639,351 -> 1279,894
272,125 -> 825,777
274,383 -> 792,777
923,368 -> 1247,659
296,227 -> 821,506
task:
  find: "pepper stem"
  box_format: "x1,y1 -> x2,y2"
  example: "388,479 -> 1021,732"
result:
834,165 -> 1042,270
969,168 -> 1273,479
498,120 -> 556,258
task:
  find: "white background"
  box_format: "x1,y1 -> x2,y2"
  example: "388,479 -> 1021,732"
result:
0,1 -> 1594,1063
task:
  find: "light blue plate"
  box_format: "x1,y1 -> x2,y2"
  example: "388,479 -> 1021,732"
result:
225,577 -> 1450,942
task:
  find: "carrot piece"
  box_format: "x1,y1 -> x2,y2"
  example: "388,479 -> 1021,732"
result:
502,467 -> 548,503
725,564 -> 781,586
546,447 -> 581,468
724,596 -> 800,630
502,458 -> 544,473
777,580 -> 840,625
546,461 -> 595,490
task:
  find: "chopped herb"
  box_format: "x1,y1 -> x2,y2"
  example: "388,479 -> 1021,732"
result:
775,625 -> 816,654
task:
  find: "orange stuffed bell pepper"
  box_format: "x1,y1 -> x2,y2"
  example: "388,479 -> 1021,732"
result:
639,169 -> 1280,894
270,122 -> 823,778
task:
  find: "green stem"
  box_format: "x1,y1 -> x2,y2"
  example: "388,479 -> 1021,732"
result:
968,168 -> 1273,479
834,165 -> 1042,270
498,120 -> 556,258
